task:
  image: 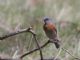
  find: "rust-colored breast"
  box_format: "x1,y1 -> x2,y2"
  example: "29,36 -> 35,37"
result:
43,23 -> 57,33
46,23 -> 56,30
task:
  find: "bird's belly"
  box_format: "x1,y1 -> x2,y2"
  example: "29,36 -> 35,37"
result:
45,30 -> 57,39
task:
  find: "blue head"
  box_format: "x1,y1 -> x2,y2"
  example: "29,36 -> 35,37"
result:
43,17 -> 52,24
44,17 -> 49,21
43,17 -> 56,24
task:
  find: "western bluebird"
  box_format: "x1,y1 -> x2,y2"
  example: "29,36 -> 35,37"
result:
43,17 -> 60,49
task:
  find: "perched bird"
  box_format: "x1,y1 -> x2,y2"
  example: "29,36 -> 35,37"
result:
43,17 -> 60,49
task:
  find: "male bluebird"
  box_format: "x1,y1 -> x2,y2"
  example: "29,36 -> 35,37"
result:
43,17 -> 60,49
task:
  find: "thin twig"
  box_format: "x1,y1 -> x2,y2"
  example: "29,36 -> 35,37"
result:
26,29 -> 43,60
0,27 -> 45,59
61,48 -> 80,60
33,34 -> 43,60
0,27 -> 32,40
20,40 -> 50,59
54,48 -> 62,60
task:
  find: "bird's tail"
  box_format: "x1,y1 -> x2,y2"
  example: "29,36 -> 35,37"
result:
54,42 -> 60,49
53,39 -> 60,49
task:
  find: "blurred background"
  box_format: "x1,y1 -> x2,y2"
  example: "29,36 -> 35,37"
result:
0,0 -> 80,60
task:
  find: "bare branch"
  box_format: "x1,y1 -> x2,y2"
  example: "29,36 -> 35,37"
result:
20,40 -> 50,59
29,29 -> 43,60
62,48 -> 80,60
0,27 -> 32,40
0,27 -> 44,60
0,27 -> 79,60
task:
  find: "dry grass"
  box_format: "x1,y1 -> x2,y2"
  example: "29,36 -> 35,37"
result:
0,0 -> 80,60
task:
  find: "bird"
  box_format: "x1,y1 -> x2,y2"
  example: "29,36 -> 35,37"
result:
43,17 -> 60,49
